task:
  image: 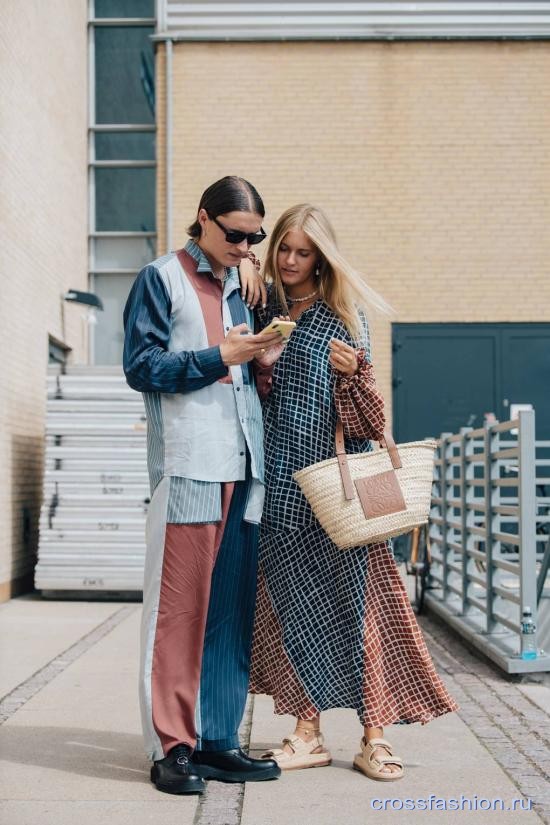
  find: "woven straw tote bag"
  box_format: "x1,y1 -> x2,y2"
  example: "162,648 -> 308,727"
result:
294,420 -> 437,550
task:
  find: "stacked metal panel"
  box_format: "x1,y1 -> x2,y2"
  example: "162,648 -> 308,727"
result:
35,365 -> 149,597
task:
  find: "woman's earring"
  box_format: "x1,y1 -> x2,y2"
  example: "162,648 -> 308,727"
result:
315,263 -> 321,279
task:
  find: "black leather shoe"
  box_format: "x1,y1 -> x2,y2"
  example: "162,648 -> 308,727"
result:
192,747 -> 281,782
151,744 -> 206,795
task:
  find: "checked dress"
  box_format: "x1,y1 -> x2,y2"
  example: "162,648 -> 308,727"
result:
249,297 -> 458,727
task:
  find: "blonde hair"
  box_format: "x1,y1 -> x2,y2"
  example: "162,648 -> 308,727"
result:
263,204 -> 392,339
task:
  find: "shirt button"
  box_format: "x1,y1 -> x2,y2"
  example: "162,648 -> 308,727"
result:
236,386 -> 241,391
225,326 -> 230,332
239,451 -> 244,456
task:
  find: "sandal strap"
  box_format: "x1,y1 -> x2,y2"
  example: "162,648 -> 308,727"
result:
262,748 -> 285,758
264,732 -> 327,760
287,734 -> 324,751
363,737 -> 402,767
372,755 -> 404,768
263,738 -> 327,763
364,737 -> 392,749
301,731 -> 324,746
282,736 -> 299,754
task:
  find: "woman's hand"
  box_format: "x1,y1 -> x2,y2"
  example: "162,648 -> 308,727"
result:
220,324 -> 283,367
329,339 -> 359,376
254,316 -> 291,368
254,341 -> 286,368
239,252 -> 267,309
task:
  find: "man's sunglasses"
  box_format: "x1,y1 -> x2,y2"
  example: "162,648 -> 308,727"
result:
210,215 -> 267,246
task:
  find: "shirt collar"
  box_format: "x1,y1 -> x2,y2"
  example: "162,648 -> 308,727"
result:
184,239 -> 240,292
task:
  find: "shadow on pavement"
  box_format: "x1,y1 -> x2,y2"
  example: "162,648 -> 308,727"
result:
0,726 -> 148,783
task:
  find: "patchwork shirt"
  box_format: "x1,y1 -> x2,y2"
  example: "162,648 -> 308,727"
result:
123,239 -> 265,524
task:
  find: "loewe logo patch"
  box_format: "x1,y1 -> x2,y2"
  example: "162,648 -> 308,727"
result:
354,471 -> 407,520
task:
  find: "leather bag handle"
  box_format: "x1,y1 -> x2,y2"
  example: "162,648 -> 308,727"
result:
335,420 -> 355,500
335,419 -> 403,501
379,430 -> 403,470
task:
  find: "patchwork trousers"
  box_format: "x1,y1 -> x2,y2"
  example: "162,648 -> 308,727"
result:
139,472 -> 259,761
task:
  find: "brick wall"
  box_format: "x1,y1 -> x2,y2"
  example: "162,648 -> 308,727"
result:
157,40 -> 550,421
0,1 -> 88,600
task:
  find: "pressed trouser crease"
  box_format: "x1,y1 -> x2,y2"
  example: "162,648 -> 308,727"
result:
139,473 -> 259,761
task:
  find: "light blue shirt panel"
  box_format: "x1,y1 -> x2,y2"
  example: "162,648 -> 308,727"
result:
145,240 -> 264,524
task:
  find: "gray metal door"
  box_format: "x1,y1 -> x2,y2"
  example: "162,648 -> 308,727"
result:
392,323 -> 550,441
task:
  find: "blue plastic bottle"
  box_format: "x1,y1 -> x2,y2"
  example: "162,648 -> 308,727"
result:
521,607 -> 537,661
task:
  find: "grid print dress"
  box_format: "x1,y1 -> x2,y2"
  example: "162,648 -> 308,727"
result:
249,298 -> 458,727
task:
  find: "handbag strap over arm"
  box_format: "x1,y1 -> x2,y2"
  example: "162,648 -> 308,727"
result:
334,420 -> 403,501
335,420 -> 355,500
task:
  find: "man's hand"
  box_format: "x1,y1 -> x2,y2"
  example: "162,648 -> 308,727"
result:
239,254 -> 267,309
219,324 -> 283,367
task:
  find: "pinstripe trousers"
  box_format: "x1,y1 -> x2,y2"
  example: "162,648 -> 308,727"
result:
139,467 -> 259,761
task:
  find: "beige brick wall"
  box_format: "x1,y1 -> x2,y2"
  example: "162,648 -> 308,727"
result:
0,1 -> 88,600
157,40 -> 550,422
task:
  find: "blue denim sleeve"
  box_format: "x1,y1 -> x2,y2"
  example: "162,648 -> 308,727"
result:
122,265 -> 228,393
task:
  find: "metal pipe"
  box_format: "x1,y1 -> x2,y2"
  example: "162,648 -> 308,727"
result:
92,124 -> 156,132
440,434 -> 451,599
461,427 -> 474,616
165,39 -> 173,254
88,0 -> 96,365
518,408 -> 538,654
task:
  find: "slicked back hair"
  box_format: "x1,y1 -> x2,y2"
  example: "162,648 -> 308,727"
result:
187,175 -> 265,238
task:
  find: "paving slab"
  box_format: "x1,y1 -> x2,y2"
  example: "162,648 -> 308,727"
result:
242,695 -> 541,825
1,596 -> 548,825
0,606 -> 198,825
0,596 -> 124,697
0,800 -> 190,825
519,684 -> 550,716
422,613 -> 550,822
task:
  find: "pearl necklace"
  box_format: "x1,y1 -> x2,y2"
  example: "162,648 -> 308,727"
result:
285,289 -> 319,304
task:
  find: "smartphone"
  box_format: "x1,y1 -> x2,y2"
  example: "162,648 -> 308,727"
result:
259,319 -> 297,339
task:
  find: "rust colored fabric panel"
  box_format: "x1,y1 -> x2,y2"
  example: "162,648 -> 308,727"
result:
251,539 -> 458,727
252,360 -> 273,401
333,349 -> 386,441
177,248 -> 232,384
151,483 -> 234,754
361,542 -> 459,727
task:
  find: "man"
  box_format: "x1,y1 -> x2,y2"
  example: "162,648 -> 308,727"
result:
123,176 -> 282,794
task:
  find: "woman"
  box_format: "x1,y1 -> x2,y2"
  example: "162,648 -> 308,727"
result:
244,204 -> 458,781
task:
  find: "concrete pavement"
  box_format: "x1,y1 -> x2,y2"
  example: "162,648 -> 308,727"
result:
1,595 -> 549,825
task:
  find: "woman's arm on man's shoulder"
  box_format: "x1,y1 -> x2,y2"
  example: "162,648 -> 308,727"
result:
239,252 -> 267,309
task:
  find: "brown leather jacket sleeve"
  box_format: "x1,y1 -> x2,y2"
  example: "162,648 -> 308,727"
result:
333,348 -> 386,441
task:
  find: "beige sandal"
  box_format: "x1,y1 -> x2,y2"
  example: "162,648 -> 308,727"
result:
262,732 -> 332,770
353,737 -> 404,781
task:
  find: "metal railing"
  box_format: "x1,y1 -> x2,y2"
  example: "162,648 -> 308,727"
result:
425,409 -> 550,673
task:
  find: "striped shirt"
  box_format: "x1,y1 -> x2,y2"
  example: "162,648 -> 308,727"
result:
123,239 -> 264,524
